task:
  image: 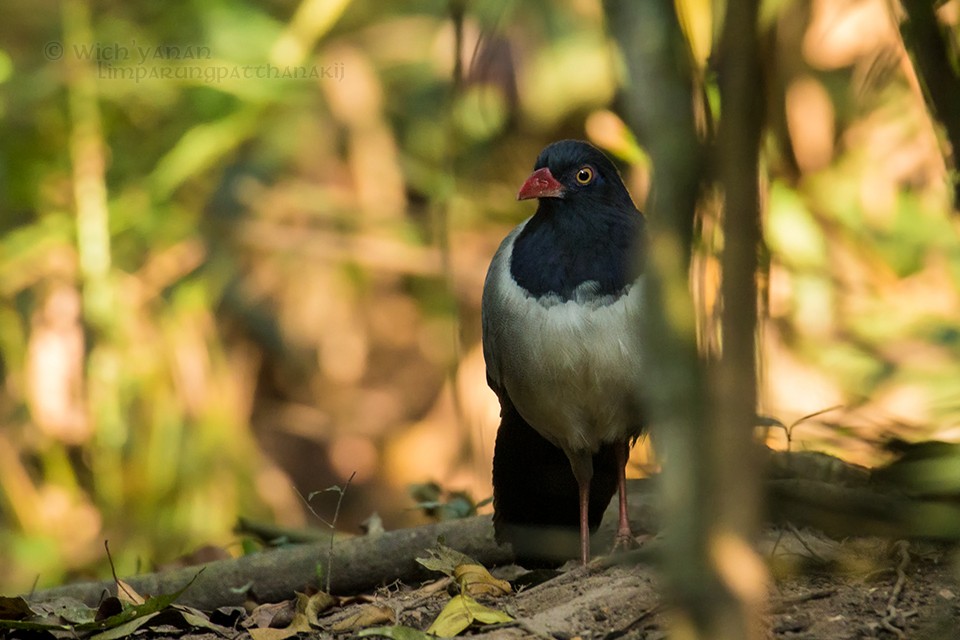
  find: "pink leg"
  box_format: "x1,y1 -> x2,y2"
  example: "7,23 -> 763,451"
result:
613,441 -> 637,550
578,480 -> 591,565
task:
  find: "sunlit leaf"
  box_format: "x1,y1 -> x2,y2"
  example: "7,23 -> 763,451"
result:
116,580 -> 146,607
453,564 -> 511,598
425,595 -> 512,638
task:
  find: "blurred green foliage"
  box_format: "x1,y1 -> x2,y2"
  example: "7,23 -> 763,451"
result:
0,0 -> 620,592
0,0 -> 959,595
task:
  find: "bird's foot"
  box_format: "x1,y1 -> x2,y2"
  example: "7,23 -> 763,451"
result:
611,530 -> 641,553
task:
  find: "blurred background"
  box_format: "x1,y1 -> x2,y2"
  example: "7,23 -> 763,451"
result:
1,0 -> 958,593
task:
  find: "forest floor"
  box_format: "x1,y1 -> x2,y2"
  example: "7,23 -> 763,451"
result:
315,533 -> 960,640
16,531 -> 957,640
13,448 -> 960,639
469,538 -> 960,639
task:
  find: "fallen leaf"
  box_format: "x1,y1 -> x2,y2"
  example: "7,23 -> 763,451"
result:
330,603 -> 395,632
416,544 -> 476,576
0,596 -> 36,620
299,591 -> 336,626
75,572 -> 199,633
87,612 -> 158,640
426,594 -> 512,637
116,580 -> 145,607
176,608 -> 236,636
454,564 -> 511,598
246,601 -> 296,629
249,613 -> 311,640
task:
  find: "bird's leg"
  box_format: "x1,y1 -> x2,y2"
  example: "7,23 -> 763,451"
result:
568,451 -> 594,565
578,479 -> 591,565
612,440 -> 638,551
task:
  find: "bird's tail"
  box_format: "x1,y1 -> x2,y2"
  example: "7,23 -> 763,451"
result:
492,400 -> 619,565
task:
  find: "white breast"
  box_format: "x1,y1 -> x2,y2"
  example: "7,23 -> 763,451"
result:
482,222 -> 645,455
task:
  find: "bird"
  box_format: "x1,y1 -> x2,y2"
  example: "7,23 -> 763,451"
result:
481,139 -> 645,565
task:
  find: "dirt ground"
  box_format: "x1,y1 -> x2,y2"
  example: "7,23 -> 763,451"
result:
15,451 -> 960,639
221,536 -> 960,639
254,535 -> 960,639
389,537 -> 960,640
14,532 -> 959,639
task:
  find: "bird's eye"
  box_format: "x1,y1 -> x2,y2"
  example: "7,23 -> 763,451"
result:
575,166 -> 594,185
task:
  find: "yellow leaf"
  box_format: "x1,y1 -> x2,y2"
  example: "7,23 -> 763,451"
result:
426,595 -> 513,638
453,564 -> 511,598
298,591 -> 335,625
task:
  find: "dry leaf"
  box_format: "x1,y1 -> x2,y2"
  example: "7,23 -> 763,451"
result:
454,564 -> 511,598
330,603 -> 396,632
248,612 -> 311,640
299,591 -> 335,625
245,601 -> 296,629
115,580 -> 145,607
416,544 -> 476,576
426,594 -> 513,637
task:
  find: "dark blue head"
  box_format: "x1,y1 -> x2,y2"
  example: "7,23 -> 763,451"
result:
510,140 -> 643,300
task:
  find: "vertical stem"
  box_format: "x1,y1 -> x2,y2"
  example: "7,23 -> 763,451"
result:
608,0 -> 766,636
899,0 -> 960,207
63,0 -> 124,508
605,0 -> 710,619
63,0 -> 112,330
438,0 -> 469,467
711,0 -> 766,636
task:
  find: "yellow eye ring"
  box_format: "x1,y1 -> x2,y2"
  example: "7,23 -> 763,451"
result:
575,166 -> 594,185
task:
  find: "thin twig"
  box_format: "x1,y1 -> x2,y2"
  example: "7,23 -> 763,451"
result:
880,540 -> 910,639
104,540 -> 138,603
770,588 -> 836,613
785,523 -> 828,564
300,471 -> 357,593
785,405 -> 844,448
601,603 -> 665,639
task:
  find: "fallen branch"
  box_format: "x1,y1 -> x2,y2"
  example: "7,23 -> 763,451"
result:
24,448 -> 960,611
27,516 -> 511,610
